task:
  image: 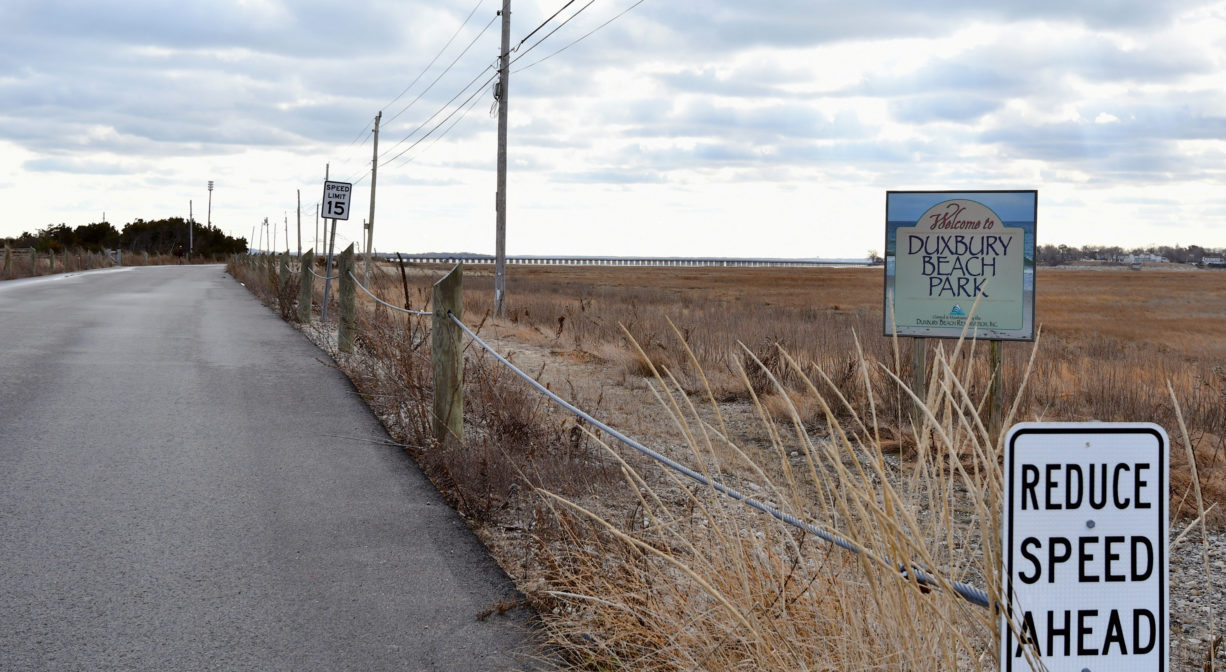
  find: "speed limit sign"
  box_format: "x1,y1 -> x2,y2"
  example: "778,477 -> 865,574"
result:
322,181 -> 352,220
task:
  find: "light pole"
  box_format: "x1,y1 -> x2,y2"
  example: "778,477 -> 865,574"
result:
207,180 -> 213,231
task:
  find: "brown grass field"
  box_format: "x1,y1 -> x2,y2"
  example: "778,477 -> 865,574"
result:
233,256 -> 1225,670
451,263 -> 1226,524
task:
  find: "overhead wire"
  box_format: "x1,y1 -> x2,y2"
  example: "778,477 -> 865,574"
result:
343,122 -> 374,149
328,0 -> 491,182
514,0 -> 647,73
509,0 -> 598,66
382,69 -> 499,169
381,0 -> 488,124
392,76 -> 491,169
379,64 -> 497,166
340,0 -> 649,179
511,0 -> 577,53
383,12 -> 499,131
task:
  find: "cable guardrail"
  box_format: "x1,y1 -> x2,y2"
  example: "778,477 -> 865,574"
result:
447,311 -> 992,609
348,271 -> 431,317
328,260 -> 991,609
307,267 -> 339,281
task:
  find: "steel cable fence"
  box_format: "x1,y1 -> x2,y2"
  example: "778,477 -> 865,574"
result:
348,271 -> 431,316
333,261 -> 992,609
447,311 -> 992,609
306,267 -> 339,281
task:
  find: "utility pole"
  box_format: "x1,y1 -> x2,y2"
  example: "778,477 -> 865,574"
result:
188,200 -> 193,259
296,190 -> 301,257
315,203 -> 320,253
366,110 -> 381,284
207,180 -> 213,233
494,0 -> 510,317
283,212 -> 288,253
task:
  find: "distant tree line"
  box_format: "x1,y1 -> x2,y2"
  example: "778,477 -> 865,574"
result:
1037,243 -> 1224,266
3,219 -> 247,256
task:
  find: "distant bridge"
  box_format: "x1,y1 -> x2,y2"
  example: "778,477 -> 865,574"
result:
380,253 -> 872,268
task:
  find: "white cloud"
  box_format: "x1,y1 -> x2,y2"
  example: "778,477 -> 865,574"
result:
1,0 -> 1224,256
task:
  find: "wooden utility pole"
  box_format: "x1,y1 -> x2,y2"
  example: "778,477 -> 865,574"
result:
296,189 -> 302,257
365,111 -> 381,284
494,0 -> 510,317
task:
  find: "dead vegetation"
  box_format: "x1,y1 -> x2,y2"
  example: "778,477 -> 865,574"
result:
228,257 -> 1224,670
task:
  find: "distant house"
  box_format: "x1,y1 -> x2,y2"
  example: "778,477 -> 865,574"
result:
1122,253 -> 1168,264
1203,256 -> 1226,267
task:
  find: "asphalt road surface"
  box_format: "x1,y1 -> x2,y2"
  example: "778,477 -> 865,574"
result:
0,265 -> 540,671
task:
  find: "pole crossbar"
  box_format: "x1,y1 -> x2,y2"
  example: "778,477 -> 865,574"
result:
447,312 -> 992,609
348,270 -> 431,316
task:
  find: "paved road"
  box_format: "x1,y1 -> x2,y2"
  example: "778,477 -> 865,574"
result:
0,265 -> 538,671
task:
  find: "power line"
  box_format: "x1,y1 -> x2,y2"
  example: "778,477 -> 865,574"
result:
391,77 -> 491,170
381,70 -> 499,169
514,0 -> 647,73
343,122 -> 374,148
338,0 -> 649,188
381,0 -> 488,123
331,0 -> 489,172
512,0 -> 577,53
384,13 -> 499,128
509,0 -> 598,66
379,64 -> 497,165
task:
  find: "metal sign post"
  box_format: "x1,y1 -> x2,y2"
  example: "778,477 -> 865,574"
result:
320,179 -> 351,322
1001,423 -> 1169,672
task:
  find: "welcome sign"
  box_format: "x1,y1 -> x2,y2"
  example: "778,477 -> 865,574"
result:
884,191 -> 1036,340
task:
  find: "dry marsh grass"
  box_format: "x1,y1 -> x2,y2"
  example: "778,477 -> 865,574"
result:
448,263 -> 1226,526
227,257 -> 1223,670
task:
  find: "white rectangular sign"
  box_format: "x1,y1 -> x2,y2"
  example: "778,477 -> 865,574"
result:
322,180 -> 352,221
1001,423 -> 1168,672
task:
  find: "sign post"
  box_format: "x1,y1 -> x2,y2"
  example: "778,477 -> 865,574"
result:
1001,423 -> 1168,672
320,179 -> 351,322
884,191 -> 1037,438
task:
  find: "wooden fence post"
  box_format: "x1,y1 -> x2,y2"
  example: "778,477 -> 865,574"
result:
29,249 -> 36,275
338,244 -> 356,353
49,249 -> 55,274
298,248 -> 314,323
432,263 -> 463,447
988,340 -> 1004,443
279,252 -> 290,288
910,337 -> 927,431
3,245 -> 10,279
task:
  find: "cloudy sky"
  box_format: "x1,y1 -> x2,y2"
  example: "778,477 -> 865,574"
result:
2,0 -> 1224,258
